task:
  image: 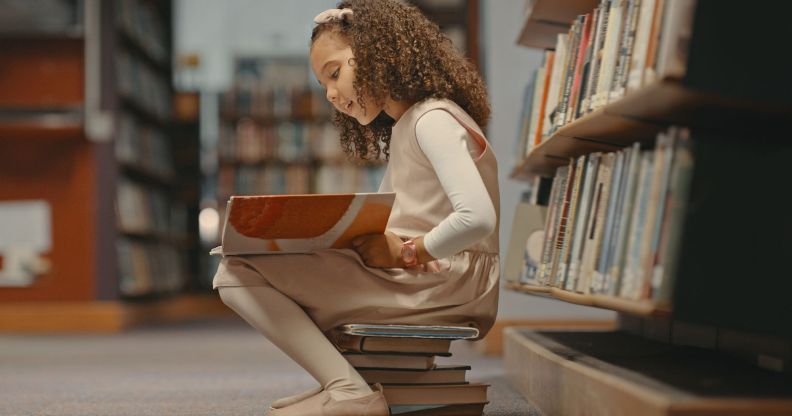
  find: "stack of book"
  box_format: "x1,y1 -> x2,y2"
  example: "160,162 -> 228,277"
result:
331,324 -> 490,416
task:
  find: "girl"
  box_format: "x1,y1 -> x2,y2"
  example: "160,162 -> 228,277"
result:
214,1 -> 500,415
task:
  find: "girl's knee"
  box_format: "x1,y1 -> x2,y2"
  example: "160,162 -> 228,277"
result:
218,287 -> 243,310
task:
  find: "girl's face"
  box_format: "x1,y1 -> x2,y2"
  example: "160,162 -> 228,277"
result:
310,33 -> 380,125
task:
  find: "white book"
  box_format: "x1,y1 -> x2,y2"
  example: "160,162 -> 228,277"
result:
592,0 -> 625,109
635,133 -> 671,298
655,0 -> 697,81
626,0 -> 657,91
592,150 -> 626,294
652,129 -> 693,302
543,34 -> 569,138
610,0 -> 642,101
536,171 -> 564,285
643,129 -> 677,295
579,153 -> 615,294
526,64 -> 547,154
565,153 -> 601,291
605,142 -> 640,295
619,151 -> 654,299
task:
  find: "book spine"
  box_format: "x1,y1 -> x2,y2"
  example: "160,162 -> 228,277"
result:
534,51 -> 555,147
549,159 -> 578,286
592,0 -> 625,109
626,0 -> 657,91
642,0 -> 667,86
543,35 -> 568,138
607,142 -> 641,295
565,153 -> 601,291
620,151 -> 654,299
536,171 -> 564,284
555,155 -> 587,287
602,146 -> 633,295
566,13 -> 593,123
556,17 -> 584,129
642,130 -> 676,298
577,7 -> 600,118
580,153 -> 614,294
585,0 -> 612,114
652,129 -> 693,303
539,166 -> 569,285
592,150 -> 625,294
611,0 -> 642,100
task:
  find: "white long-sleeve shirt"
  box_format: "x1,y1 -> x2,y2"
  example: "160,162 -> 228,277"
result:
394,109 -> 497,259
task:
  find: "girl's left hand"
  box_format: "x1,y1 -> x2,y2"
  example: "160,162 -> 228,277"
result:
352,231 -> 404,268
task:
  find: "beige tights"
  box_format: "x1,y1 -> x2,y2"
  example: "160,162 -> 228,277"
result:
218,286 -> 373,402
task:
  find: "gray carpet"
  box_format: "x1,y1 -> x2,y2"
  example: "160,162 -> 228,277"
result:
0,316 -> 540,415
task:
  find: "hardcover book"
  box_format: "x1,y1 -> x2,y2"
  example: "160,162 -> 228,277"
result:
358,364 -> 470,385
210,192 -> 395,255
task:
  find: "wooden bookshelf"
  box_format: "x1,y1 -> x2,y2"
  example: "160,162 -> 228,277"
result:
505,282 -> 670,317
505,328 -> 792,416
510,78 -> 792,179
517,0 -> 598,48
506,0 -> 792,413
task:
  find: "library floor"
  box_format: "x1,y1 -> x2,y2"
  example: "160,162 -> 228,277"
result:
0,316 -> 539,416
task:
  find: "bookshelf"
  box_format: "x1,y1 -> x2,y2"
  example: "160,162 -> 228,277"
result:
0,0 -> 224,331
505,0 -> 792,414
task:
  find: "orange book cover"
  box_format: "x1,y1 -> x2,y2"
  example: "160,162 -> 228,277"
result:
211,192 -> 395,255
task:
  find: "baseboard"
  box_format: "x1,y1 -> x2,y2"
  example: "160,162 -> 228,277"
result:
0,294 -> 234,333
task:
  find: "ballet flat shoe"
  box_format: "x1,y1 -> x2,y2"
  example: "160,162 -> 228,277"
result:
266,386 -> 323,412
267,383 -> 389,416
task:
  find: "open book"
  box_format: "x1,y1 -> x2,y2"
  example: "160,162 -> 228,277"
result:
210,192 -> 396,255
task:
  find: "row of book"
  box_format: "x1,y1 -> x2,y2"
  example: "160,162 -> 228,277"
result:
516,0 -> 696,160
222,87 -> 332,122
116,179 -> 189,239
115,0 -> 168,65
116,238 -> 185,297
116,112 -> 174,181
218,119 -> 342,164
331,324 -> 489,415
217,164 -> 312,199
316,164 -> 387,195
523,127 -> 693,302
116,49 -> 172,122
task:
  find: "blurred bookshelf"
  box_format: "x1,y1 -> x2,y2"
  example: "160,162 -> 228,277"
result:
0,0 -> 221,332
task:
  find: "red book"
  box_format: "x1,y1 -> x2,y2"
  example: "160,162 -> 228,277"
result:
566,13 -> 593,122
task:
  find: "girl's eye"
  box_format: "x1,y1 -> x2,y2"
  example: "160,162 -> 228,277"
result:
331,68 -> 339,79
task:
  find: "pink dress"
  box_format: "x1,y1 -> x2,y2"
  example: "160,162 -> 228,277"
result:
212,98 -> 500,341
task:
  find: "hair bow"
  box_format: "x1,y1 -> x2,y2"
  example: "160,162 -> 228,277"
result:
313,8 -> 354,24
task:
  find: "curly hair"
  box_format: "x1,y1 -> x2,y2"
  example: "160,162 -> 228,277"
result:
311,0 -> 490,161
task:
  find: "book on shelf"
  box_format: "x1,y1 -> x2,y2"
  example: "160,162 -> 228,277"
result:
504,201 -> 546,285
358,364 -> 470,385
514,0 -> 698,164
526,127 -> 693,302
343,352 -> 437,370
565,153 -> 600,291
210,192 -> 395,255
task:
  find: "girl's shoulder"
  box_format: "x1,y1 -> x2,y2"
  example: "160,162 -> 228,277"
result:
408,98 -> 480,129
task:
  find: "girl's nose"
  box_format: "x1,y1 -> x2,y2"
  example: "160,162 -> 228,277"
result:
326,87 -> 337,104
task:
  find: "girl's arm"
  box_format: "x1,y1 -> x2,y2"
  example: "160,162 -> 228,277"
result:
415,109 -> 497,259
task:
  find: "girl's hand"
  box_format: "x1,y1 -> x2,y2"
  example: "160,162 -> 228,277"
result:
352,231 -> 404,268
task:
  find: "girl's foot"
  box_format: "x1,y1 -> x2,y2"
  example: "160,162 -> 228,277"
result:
267,383 -> 389,416
266,386 -> 323,412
